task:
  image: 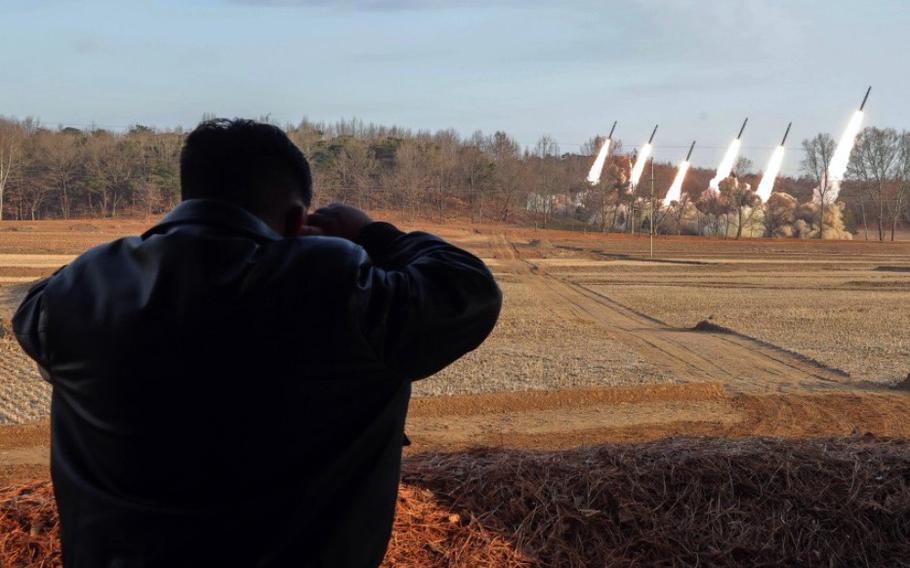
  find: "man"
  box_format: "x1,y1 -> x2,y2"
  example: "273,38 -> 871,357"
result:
13,118 -> 502,567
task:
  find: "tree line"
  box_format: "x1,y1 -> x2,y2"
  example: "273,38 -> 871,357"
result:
0,117 -> 588,224
0,116 -> 907,239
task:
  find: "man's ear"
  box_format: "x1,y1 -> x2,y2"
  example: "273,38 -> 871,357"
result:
283,204 -> 305,237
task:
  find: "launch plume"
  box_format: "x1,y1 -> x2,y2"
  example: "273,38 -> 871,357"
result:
663,161 -> 690,207
824,110 -> 864,202
629,144 -> 652,189
586,139 -> 613,185
756,146 -> 785,202
708,118 -> 747,193
708,139 -> 741,192
629,125 -> 658,190
817,88 -> 870,203
586,121 -> 618,185
757,123 -> 790,203
663,141 -> 695,207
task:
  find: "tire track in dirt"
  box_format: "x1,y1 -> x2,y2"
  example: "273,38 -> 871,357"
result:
493,233 -> 855,395
564,282 -> 850,393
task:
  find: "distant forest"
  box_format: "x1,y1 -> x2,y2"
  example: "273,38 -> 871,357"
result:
0,116 -> 907,239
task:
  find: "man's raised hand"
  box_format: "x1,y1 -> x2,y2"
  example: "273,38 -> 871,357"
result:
304,203 -> 373,241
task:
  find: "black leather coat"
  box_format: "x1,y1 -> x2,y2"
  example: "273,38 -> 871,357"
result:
13,199 -> 501,567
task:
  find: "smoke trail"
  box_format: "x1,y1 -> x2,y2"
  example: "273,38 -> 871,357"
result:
756,145 -> 785,202
823,110 -> 864,202
663,160 -> 690,207
629,143 -> 652,189
708,139 -> 741,192
586,138 -> 612,185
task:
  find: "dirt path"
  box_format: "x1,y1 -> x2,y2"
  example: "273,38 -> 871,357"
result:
405,387 -> 910,449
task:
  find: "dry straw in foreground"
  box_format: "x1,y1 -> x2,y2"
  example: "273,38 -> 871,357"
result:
2,437 -> 909,567
391,436 -> 910,567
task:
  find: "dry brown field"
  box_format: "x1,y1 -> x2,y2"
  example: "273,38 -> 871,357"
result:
1,218 -> 909,566
2,218 -> 910,460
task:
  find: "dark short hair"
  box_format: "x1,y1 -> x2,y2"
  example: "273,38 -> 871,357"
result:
180,118 -> 313,210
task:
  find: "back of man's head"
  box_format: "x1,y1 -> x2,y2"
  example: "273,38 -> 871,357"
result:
180,119 -> 313,219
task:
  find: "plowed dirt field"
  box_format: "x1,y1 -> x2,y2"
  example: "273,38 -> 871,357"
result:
1,219 -> 909,479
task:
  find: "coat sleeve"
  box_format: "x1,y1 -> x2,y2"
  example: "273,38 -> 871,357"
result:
12,276 -> 54,376
351,222 -> 502,381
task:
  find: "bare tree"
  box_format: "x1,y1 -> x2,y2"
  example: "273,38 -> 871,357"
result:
489,131 -> 522,222
0,119 -> 24,221
427,129 -> 460,221
530,135 -> 561,227
129,129 -> 180,219
459,131 -> 494,223
18,136 -> 52,220
848,127 -> 900,241
890,131 -> 910,241
801,133 -> 835,239
40,130 -> 84,219
726,157 -> 760,239
391,139 -> 426,220
85,134 -> 138,217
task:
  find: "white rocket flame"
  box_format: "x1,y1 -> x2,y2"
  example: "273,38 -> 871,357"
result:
586,138 -> 612,185
662,160 -> 690,207
708,138 -> 742,192
756,145 -> 785,202
822,110 -> 864,202
629,143 -> 652,190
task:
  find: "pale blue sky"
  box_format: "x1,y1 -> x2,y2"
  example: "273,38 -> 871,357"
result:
2,0 -> 908,174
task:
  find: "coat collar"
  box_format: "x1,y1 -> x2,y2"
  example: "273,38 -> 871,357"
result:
143,199 -> 282,242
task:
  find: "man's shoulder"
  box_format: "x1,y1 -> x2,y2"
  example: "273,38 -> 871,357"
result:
67,231 -> 365,269
59,236 -> 145,274
264,235 -> 368,270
